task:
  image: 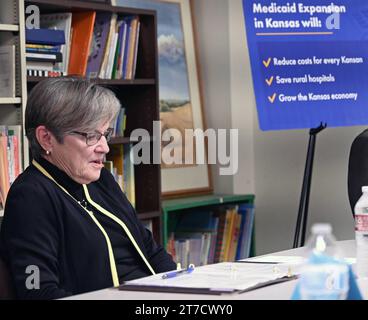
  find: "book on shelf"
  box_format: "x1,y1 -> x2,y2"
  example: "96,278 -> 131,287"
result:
86,12 -> 113,79
167,210 -> 219,267
106,143 -> 135,207
25,28 -> 66,46
26,45 -> 62,54
0,125 -> 21,209
170,232 -> 212,269
132,21 -> 141,80
0,133 -> 9,210
207,217 -> 219,264
181,233 -> 202,268
0,45 -> 15,98
27,70 -> 65,77
116,20 -> 128,79
212,208 -> 226,263
26,51 -> 63,63
112,107 -> 127,137
7,125 -> 22,177
95,14 -> 141,80
124,16 -> 139,80
237,203 -> 255,260
123,144 -> 135,207
40,12 -> 73,75
68,11 -> 96,76
167,204 -> 255,267
25,27 -> 65,75
218,208 -> 233,262
26,60 -> 55,71
111,19 -> 125,80
235,204 -> 248,260
105,21 -> 119,80
228,210 -> 242,262
98,13 -> 117,79
103,160 -> 114,173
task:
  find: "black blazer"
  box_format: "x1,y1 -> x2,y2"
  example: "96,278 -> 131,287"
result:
0,158 -> 176,299
348,129 -> 368,216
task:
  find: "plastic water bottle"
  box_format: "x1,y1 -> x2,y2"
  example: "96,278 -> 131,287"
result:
354,186 -> 368,278
299,223 -> 349,300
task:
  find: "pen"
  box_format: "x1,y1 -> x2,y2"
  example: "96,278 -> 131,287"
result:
162,264 -> 195,279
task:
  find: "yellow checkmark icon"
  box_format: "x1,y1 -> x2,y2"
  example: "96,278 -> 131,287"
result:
265,76 -> 274,86
263,58 -> 272,68
268,93 -> 277,104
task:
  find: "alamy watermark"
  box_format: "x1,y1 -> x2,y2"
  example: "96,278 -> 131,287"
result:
130,121 -> 238,176
326,13 -> 340,30
25,265 -> 40,290
25,5 -> 40,29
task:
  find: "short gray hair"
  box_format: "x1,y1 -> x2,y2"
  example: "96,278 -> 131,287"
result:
25,77 -> 121,160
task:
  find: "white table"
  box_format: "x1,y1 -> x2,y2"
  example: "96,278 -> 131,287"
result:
63,240 -> 367,300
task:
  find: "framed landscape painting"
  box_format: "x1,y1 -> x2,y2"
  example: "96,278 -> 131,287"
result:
118,0 -> 212,198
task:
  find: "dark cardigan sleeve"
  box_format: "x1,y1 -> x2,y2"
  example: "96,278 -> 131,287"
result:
0,181 -> 72,299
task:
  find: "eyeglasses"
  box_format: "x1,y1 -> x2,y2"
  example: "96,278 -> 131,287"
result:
70,128 -> 114,146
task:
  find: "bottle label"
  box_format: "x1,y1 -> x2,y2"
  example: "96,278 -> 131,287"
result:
358,207 -> 368,214
355,214 -> 368,232
300,263 -> 349,300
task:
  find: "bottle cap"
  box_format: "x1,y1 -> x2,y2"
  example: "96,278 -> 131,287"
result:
362,186 -> 368,193
311,223 -> 332,235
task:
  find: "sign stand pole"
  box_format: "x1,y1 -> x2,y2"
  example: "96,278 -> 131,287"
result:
293,122 -> 327,248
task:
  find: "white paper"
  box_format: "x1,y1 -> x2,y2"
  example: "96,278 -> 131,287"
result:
242,255 -> 307,265
125,262 -> 301,292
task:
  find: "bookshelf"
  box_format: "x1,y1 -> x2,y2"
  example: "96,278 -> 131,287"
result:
0,0 -> 28,216
0,24 -> 20,32
0,98 -> 22,105
163,194 -> 256,267
23,0 -> 162,243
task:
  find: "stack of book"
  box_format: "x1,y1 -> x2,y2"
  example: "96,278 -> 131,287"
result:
25,11 -> 141,80
40,12 -> 72,76
25,28 -> 66,77
86,13 -> 140,80
166,204 -> 255,268
112,107 -> 127,138
0,125 -> 22,211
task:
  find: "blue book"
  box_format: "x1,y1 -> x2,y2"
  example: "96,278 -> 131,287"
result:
25,28 -> 65,46
86,12 -> 112,78
235,205 -> 248,261
243,205 -> 255,258
26,46 -> 61,53
122,16 -> 134,79
236,204 -> 255,260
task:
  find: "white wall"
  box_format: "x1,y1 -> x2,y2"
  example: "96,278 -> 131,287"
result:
193,0 -> 360,254
192,0 -> 233,194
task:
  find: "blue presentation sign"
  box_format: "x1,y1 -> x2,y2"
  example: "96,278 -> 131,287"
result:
243,1 -> 368,131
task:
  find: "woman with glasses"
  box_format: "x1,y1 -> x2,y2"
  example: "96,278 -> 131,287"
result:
0,77 -> 176,299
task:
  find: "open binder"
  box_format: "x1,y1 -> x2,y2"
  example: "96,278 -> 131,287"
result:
119,262 -> 300,295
